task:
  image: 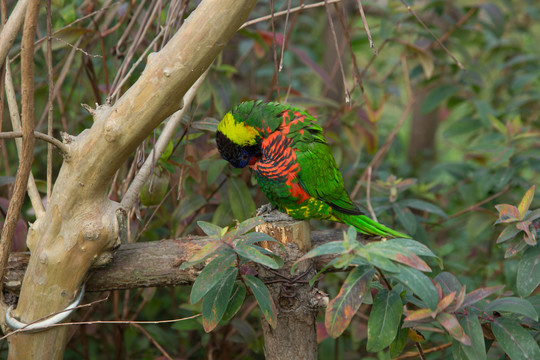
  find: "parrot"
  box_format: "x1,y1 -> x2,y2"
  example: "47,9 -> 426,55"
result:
215,100 -> 409,238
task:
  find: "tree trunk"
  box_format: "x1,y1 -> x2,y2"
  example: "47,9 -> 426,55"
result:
3,1 -> 257,358
256,221 -> 323,360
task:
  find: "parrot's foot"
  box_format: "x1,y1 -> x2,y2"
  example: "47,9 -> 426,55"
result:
260,209 -> 296,223
256,203 -> 276,216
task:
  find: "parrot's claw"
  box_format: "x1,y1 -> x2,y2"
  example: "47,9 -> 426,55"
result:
256,203 -> 276,216
260,209 -> 296,223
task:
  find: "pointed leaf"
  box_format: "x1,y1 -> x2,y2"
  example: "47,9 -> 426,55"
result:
197,221 -> 223,238
392,203 -> 417,235
421,85 -> 459,114
492,317 -> 540,360
457,314 -> 486,360
291,241 -> 346,273
495,204 -> 521,223
517,244 -> 540,297
179,240 -> 226,269
228,177 -> 256,222
485,297 -> 538,321
325,266 -> 375,338
400,199 -> 448,218
365,241 -> 431,272
497,226 -> 522,244
518,186 -> 535,219
244,274 -> 277,328
222,282 -> 247,322
436,313 -> 471,345
190,252 -> 236,304
234,231 -> 283,247
460,285 -> 504,310
235,244 -> 280,269
202,268 -> 238,332
227,216 -> 264,239
389,325 -> 409,358
352,253 -> 401,273
517,221 -> 536,246
367,289 -> 403,352
437,291 -> 456,312
404,308 -> 436,323
391,265 -> 439,310
435,272 -> 462,294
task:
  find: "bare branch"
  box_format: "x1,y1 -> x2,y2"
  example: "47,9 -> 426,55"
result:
0,131 -> 69,154
0,0 -> 28,68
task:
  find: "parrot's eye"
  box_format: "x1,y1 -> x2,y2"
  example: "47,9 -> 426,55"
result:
242,154 -> 248,161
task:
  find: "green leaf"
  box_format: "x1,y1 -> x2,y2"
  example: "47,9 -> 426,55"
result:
197,221 -> 223,238
517,244 -> 540,297
234,244 -> 280,269
179,240 -> 226,269
190,252 -> 236,304
222,282 -> 247,322
495,204 -> 521,223
234,232 -> 282,247
456,314 -> 486,360
399,199 -> 448,218
389,324 -> 408,358
227,177 -> 256,222
391,265 -> 439,310
492,317 -> 540,360
352,253 -> 400,273
243,274 -> 277,328
421,85 -> 459,114
436,313 -> 471,345
497,226 -> 523,244
227,216 -> 264,238
367,289 -> 403,352
392,203 -> 417,235
160,141 -> 174,161
202,267 -> 238,332
325,266 -> 375,338
485,297 -> 538,321
435,272 -> 462,294
291,241 -> 345,273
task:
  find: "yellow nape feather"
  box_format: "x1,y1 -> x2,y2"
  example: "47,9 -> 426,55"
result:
217,112 -> 260,146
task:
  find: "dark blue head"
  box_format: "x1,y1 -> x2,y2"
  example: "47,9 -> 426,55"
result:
216,130 -> 262,168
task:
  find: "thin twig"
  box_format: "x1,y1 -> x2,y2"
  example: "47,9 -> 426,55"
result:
278,0 -> 292,72
0,131 -> 69,154
355,0 -> 376,54
414,342 -> 427,360
393,342 -> 452,360
3,62 -> 45,217
46,0 -> 53,205
132,323 -> 174,360
240,0 -> 342,29
269,0 -> 280,100
0,0 -> 40,295
365,166 -> 377,221
324,0 -> 349,102
399,0 -> 464,69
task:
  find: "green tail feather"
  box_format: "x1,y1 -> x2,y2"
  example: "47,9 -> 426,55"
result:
338,213 -> 410,238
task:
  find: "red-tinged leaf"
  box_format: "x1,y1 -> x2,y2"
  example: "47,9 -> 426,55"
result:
497,225 -> 522,244
517,221 -> 536,245
366,289 -> 403,352
202,268 -> 238,332
505,238 -> 528,258
197,221 -> 223,238
317,322 -> 330,343
404,308 -> 436,323
190,252 -> 236,304
492,317 -> 540,360
179,240 -> 226,269
365,242 -> 431,272
447,286 -> 466,313
436,313 -> 471,345
437,291 -> 456,313
243,274 -> 277,328
495,204 -> 521,223
518,185 -> 535,219
517,245 -> 540,297
459,285 -> 504,310
325,266 -> 375,338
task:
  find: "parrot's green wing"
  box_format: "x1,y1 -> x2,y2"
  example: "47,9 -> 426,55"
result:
292,122 -> 361,215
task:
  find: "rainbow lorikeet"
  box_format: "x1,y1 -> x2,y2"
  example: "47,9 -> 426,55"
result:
216,100 -> 409,238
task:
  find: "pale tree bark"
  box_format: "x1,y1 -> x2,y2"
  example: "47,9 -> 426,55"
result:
3,1 -> 257,358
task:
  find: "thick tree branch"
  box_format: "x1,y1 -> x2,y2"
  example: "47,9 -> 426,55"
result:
3,230 -> 350,293
0,0 -> 28,69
